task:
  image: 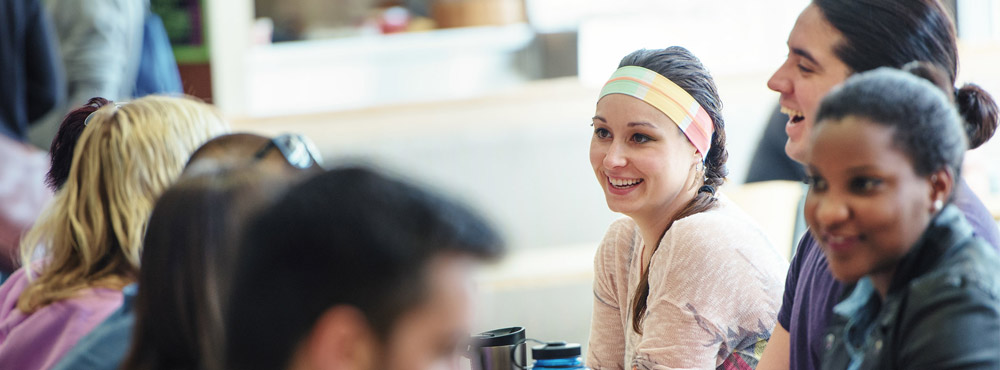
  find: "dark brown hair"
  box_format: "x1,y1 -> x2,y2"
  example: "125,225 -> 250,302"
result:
617,46 -> 728,334
814,0 -> 998,149
225,167 -> 504,370
46,97 -> 112,190
121,167 -> 299,370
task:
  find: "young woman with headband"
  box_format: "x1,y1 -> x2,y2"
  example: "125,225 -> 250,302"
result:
586,46 -> 787,369
757,1 -> 1000,369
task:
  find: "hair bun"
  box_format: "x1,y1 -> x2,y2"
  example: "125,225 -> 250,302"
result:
956,83 -> 999,149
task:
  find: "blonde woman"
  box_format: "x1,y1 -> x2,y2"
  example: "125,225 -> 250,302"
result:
0,95 -> 229,370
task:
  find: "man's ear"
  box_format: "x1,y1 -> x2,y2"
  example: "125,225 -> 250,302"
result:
300,305 -> 378,370
928,167 -> 954,213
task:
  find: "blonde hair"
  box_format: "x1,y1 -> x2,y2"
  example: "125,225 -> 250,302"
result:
18,95 -> 230,312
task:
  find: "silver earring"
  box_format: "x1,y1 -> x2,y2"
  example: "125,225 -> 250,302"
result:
933,199 -> 943,212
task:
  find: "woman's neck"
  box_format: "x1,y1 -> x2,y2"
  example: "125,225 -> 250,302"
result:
632,191 -> 700,274
635,217 -> 672,274
630,162 -> 705,274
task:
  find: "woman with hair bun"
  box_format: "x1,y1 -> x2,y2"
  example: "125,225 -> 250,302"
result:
758,1 -> 1000,369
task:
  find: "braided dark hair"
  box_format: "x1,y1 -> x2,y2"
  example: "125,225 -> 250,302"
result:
617,46 -> 728,334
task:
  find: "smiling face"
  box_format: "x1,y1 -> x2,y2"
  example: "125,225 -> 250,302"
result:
590,94 -> 700,223
768,4 -> 852,163
804,116 -> 937,285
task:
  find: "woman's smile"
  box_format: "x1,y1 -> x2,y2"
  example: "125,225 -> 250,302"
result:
606,174 -> 644,195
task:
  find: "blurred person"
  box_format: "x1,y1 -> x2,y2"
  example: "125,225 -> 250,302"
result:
0,95 -> 228,370
30,0 -> 182,148
808,67 -> 1000,369
0,135 -> 51,281
51,132 -> 322,370
121,168 -> 301,370
755,1 -> 1000,369
5,98 -> 118,281
225,166 -> 505,370
586,47 -> 787,369
0,0 -> 64,280
1,0 -> 64,141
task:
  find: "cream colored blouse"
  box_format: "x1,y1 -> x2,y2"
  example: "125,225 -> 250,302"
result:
587,197 -> 787,370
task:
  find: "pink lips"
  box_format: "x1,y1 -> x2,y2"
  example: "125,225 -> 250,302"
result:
820,233 -> 860,254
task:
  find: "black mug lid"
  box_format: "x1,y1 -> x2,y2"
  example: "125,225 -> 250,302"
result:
471,327 -> 526,347
531,341 -> 581,359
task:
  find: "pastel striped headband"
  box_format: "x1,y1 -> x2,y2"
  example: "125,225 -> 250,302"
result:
599,66 -> 714,161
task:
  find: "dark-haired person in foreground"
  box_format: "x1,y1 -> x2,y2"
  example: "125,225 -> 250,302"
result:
756,1 -> 1000,369
51,132 -> 322,370
225,167 -> 505,370
810,67 -> 1000,369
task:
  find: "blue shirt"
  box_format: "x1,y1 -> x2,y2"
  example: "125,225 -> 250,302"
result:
831,278 -> 879,370
50,283 -> 137,370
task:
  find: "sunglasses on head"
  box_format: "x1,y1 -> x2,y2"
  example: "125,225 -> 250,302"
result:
254,133 -> 324,169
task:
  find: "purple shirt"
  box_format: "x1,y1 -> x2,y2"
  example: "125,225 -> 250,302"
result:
0,267 -> 123,370
778,179 -> 1000,370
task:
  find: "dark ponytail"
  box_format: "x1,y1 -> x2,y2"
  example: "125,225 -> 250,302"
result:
46,97 -> 114,190
900,62 -> 998,150
814,0 -> 998,149
617,47 -> 728,334
956,84 -> 998,149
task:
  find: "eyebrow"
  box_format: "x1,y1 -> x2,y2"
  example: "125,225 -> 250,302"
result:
592,116 -> 658,129
845,165 -> 880,174
791,47 -> 819,66
627,121 -> 657,128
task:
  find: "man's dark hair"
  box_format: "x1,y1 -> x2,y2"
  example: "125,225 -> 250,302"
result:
814,0 -> 997,149
224,166 -> 504,370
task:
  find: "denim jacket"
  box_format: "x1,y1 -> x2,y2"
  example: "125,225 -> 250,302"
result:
821,205 -> 1000,370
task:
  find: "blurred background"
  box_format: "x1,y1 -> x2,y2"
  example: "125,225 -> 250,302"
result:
47,0 -> 1000,352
